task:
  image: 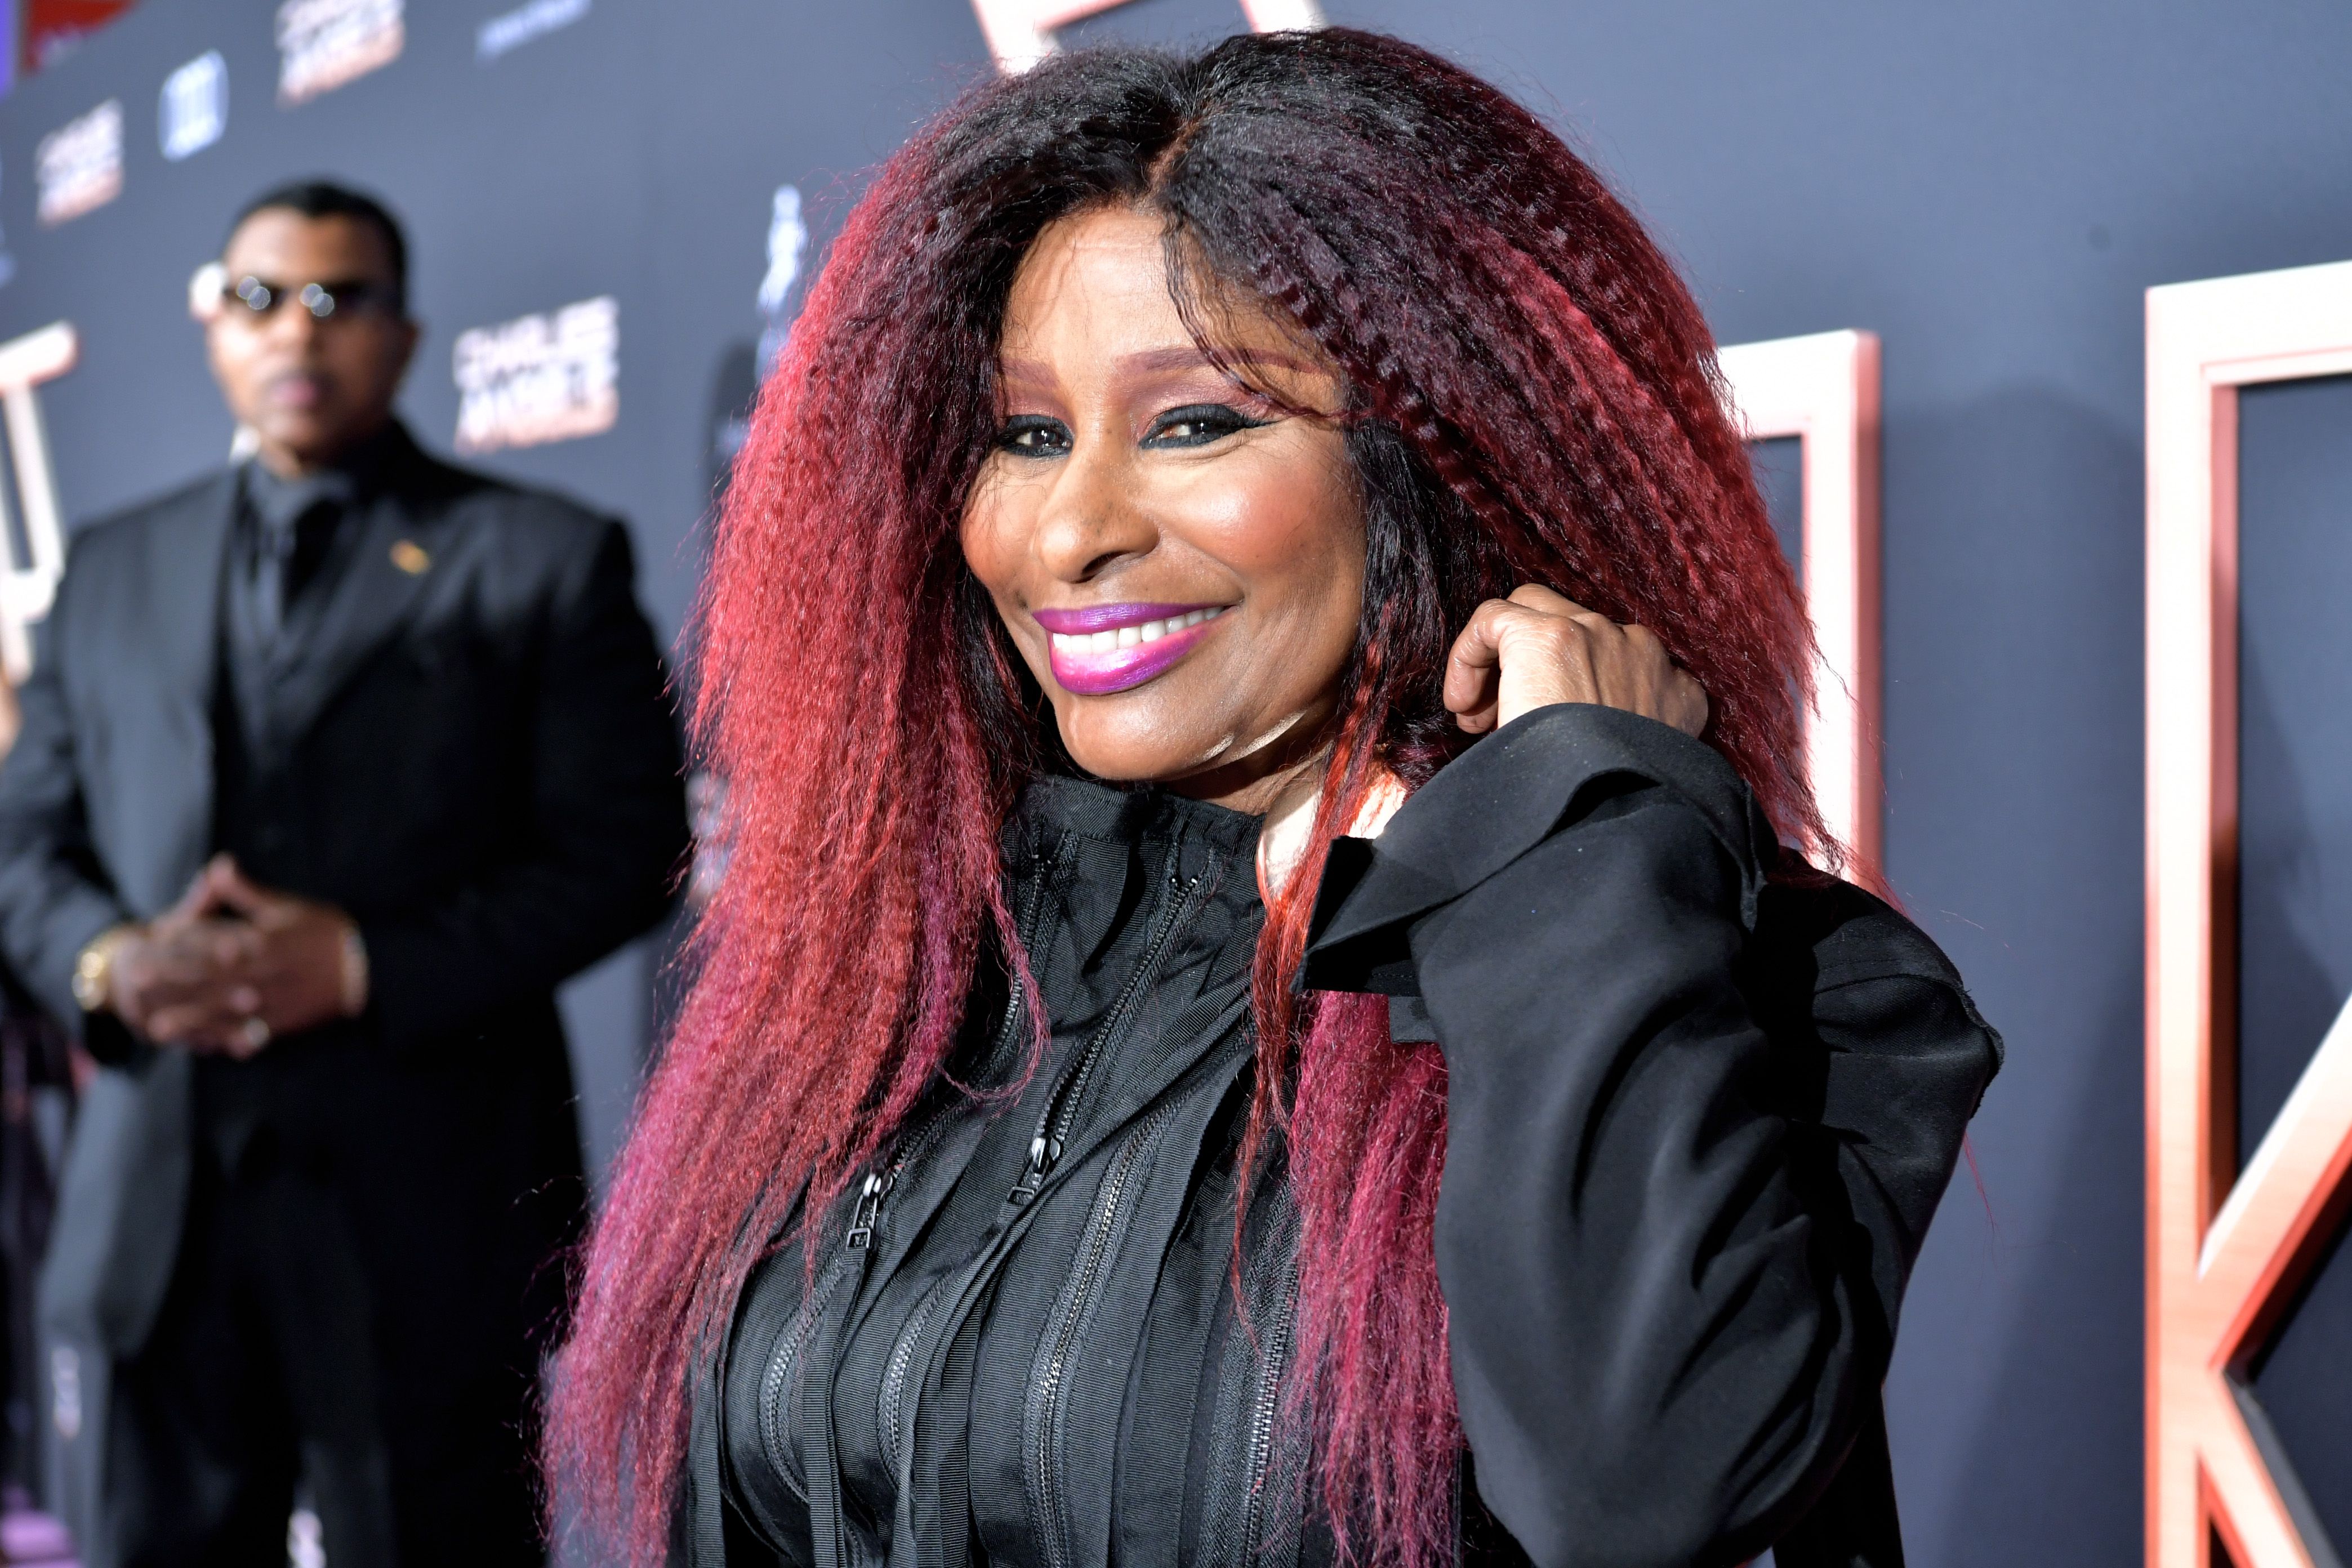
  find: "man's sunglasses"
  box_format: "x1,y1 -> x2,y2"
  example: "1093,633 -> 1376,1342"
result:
220,274 -> 399,322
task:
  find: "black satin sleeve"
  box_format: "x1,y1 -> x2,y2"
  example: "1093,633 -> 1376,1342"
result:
1301,703 -> 2001,1568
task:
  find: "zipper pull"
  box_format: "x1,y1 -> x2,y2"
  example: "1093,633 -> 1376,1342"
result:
845,1169 -> 892,1250
1008,1131 -> 1061,1206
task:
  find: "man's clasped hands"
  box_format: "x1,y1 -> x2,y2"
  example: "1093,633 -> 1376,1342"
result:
96,854 -> 366,1055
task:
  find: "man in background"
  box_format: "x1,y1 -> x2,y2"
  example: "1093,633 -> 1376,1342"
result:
0,181 -> 687,1566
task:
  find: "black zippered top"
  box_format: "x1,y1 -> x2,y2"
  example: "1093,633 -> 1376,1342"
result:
714,783 -> 1271,1568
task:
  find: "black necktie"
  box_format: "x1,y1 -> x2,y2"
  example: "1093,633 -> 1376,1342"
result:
253,496 -> 340,645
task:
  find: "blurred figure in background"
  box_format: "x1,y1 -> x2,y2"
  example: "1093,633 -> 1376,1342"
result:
0,723 -> 71,1543
0,180 -> 687,1566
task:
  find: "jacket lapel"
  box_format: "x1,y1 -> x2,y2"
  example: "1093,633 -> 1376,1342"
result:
143,469 -> 235,709
265,488 -> 442,744
109,473 -> 235,914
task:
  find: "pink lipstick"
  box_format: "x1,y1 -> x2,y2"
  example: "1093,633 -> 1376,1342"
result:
1033,601 -> 1230,696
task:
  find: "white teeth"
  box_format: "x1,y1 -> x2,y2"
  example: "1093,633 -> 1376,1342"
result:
1048,606 -> 1226,657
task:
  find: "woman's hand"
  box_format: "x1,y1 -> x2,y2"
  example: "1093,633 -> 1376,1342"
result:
1444,584 -> 1710,737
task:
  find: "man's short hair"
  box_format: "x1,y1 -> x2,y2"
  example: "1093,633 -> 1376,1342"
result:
228,180 -> 409,313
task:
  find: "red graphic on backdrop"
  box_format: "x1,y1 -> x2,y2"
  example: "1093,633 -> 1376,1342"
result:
19,0 -> 136,77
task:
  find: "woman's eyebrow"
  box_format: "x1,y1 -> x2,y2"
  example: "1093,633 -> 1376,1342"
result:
996,356 -> 1057,391
1117,345 -> 1320,378
993,345 -> 1322,403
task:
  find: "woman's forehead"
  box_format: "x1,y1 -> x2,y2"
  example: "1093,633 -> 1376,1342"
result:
1000,206 -> 1337,400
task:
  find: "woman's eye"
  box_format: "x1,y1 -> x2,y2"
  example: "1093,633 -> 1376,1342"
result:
997,416 -> 1071,456
1143,404 -> 1263,448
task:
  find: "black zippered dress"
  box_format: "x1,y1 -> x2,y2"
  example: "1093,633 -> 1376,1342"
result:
685,705 -> 2004,1568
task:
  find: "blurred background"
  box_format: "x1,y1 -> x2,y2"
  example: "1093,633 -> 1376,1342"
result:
0,1 -> 2345,1563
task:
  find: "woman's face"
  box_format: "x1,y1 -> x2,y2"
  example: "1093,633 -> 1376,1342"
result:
962,205 -> 1366,811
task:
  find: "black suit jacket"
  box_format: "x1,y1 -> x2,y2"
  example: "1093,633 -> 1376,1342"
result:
0,431 -> 687,1364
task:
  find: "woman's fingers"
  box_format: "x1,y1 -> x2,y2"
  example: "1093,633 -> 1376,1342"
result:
1444,600 -> 1601,733
1444,586 -> 1710,736
1619,621 -> 1712,736
1503,582 -> 1589,617
1441,600 -> 1508,732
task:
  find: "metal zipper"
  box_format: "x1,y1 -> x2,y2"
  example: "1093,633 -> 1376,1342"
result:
786,845 -> 1077,1568
869,1099 -> 990,1472
851,1098 -> 959,1257
985,841 -> 1065,1082
874,840 -> 1069,1475
1237,1275 -> 1299,1561
874,1260 -> 956,1475
1028,1100 -> 1179,1568
758,1250 -> 852,1504
1008,870 -> 1201,1207
757,1099 -> 955,1504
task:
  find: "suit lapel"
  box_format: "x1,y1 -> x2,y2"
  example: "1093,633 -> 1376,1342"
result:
145,470 -> 237,703
266,489 -> 442,743
113,473 -> 235,913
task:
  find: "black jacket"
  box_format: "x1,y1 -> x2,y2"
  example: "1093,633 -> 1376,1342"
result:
692,704 -> 2001,1568
0,429 -> 688,1365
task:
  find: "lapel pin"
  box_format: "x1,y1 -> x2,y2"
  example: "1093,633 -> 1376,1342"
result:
390,540 -> 431,575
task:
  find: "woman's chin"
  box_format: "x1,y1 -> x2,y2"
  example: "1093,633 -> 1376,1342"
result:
1057,740 -> 1206,789
1054,712 -> 1218,790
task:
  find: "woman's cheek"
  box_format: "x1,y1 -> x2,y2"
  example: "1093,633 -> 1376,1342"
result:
1179,458 -> 1347,577
956,479 -> 1017,596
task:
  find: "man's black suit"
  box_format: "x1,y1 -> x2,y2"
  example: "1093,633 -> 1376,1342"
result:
0,427 -> 688,1565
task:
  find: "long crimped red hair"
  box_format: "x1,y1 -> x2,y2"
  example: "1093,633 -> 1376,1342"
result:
550,28 -> 1824,1568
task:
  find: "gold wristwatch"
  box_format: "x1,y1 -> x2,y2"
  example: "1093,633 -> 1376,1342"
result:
71,925 -> 135,1013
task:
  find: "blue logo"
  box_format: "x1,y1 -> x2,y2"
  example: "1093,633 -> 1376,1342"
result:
478,0 -> 590,63
161,51 -> 229,161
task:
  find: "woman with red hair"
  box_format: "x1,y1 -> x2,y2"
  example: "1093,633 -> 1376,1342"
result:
552,29 -> 1999,1568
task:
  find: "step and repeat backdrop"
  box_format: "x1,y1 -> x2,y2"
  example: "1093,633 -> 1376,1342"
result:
0,1 -> 2346,1563
0,0 -> 988,1222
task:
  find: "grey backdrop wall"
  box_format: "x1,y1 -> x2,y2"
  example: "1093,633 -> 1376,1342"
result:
1,1 -> 2346,1562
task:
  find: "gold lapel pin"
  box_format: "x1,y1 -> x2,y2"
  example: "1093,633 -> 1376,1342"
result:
390,540 -> 431,575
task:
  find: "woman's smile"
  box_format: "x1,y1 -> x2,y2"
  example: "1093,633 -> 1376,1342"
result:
1034,602 -> 1230,693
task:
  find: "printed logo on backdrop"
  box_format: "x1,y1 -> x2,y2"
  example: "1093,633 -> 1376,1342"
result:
160,51 -> 229,160
712,182 -> 810,471
35,101 -> 122,226
278,0 -> 404,106
478,0 -> 590,63
971,0 -> 1322,72
454,297 -> 619,453
756,185 -> 809,374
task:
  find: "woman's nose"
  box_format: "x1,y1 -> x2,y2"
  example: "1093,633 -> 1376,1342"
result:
1031,438 -> 1156,583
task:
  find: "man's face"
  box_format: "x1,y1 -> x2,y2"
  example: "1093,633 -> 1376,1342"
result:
203,208 -> 417,473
